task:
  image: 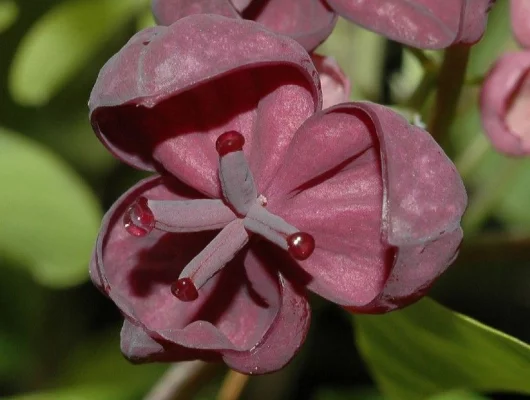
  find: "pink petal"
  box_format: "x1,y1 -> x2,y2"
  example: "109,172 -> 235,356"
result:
152,0 -> 239,26
89,15 -> 321,198
222,246 -> 311,373
480,51 -> 530,156
240,0 -> 338,51
312,54 -> 351,109
267,103 -> 466,309
326,0 -> 493,49
92,176 -> 306,372
511,0 -> 530,49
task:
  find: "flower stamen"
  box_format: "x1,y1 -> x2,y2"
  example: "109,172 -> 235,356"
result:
123,131 -> 315,301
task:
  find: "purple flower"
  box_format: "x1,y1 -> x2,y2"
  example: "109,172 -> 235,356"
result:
89,15 -> 466,373
153,0 -> 494,50
480,51 -> 530,156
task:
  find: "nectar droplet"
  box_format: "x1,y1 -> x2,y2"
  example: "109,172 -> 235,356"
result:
287,232 -> 315,260
171,278 -> 199,301
123,196 -> 155,237
216,131 -> 245,156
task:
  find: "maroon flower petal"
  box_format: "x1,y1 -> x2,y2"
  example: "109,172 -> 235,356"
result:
222,247 -> 311,373
239,0 -> 338,51
480,51 -> 530,156
311,53 -> 351,109
326,0 -> 493,49
92,176 -> 308,372
511,0 -> 530,49
89,15 -> 321,198
267,103 -> 466,309
152,0 -> 239,26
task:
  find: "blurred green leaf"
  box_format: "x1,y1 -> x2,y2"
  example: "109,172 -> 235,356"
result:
9,0 -> 147,106
4,385 -> 129,400
56,329 -> 165,391
467,0 -> 513,80
355,298 -> 530,400
315,387 -> 385,400
137,7 -> 155,30
0,127 -> 101,287
318,18 -> 385,101
428,390 -> 489,400
0,0 -> 18,33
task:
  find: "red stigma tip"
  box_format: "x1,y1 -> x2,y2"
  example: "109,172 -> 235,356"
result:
287,232 -> 315,261
216,131 -> 245,156
123,196 -> 155,237
171,278 -> 199,302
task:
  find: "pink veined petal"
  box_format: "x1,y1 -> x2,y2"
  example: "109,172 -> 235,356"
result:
152,0 -> 239,26
480,51 -> 530,156
92,176 -> 290,369
240,0 -> 338,51
120,319 -> 219,363
222,246 -> 311,374
311,53 -> 351,109
326,0 -> 492,49
89,15 -> 321,198
511,0 -> 530,49
267,103 -> 466,307
348,228 -> 463,313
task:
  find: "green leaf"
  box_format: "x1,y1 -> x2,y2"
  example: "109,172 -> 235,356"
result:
4,385 -> 129,400
467,0 -> 514,80
0,127 -> 101,287
9,0 -> 147,106
355,298 -> 530,400
0,0 -> 18,34
318,18 -> 385,101
428,390 -> 490,400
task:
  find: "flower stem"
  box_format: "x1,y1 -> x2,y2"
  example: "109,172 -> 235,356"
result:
428,45 -> 471,145
145,361 -> 217,400
217,370 -> 250,400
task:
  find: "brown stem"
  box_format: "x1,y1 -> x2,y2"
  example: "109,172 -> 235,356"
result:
428,45 -> 470,145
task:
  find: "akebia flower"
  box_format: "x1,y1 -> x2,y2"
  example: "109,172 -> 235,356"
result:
89,15 -> 466,373
153,0 -> 494,50
480,51 -> 530,156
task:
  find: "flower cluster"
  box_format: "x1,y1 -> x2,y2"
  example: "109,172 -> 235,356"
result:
89,1 -> 468,373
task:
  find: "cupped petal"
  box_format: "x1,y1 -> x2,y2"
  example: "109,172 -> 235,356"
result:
240,0 -> 338,51
222,246 -> 311,373
312,54 -> 351,109
480,51 -> 530,156
511,0 -> 530,49
326,0 -> 493,49
267,103 -> 466,309
92,176 -> 308,372
89,14 -> 321,198
152,0 -> 239,26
